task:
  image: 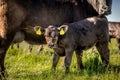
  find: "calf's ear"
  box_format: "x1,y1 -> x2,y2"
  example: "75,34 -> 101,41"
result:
34,26 -> 44,35
58,25 -> 68,35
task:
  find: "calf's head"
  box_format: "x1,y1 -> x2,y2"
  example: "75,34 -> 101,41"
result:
34,25 -> 68,48
44,25 -> 68,48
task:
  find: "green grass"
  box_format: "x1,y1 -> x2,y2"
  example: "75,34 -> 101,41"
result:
5,40 -> 120,80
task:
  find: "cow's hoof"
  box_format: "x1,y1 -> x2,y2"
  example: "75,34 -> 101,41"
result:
0,71 -> 6,80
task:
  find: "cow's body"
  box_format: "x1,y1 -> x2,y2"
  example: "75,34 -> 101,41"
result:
108,22 -> 120,54
0,0 -> 112,78
44,16 -> 109,73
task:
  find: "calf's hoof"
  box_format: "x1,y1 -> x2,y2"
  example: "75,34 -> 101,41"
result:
65,67 -> 70,74
51,67 -> 56,73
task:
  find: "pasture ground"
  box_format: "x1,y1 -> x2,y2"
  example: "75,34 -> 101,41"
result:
5,39 -> 120,80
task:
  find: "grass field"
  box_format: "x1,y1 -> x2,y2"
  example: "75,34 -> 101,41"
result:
5,39 -> 120,80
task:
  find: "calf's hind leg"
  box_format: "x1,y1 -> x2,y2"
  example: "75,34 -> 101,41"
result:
96,41 -> 110,67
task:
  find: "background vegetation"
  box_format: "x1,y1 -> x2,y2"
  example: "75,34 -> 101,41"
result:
5,39 -> 120,80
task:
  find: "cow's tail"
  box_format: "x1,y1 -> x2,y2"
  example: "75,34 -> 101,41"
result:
0,0 -> 7,39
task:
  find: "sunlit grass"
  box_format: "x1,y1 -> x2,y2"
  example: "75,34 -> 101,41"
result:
5,40 -> 120,80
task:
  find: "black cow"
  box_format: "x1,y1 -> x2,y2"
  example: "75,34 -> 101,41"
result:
0,0 -> 112,78
37,16 -> 109,73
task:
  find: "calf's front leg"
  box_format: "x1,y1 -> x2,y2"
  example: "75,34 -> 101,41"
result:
52,52 -> 60,71
64,49 -> 74,73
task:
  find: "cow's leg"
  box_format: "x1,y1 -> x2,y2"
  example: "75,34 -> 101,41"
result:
10,44 -> 14,49
0,47 -> 7,79
75,50 -> 83,70
29,44 -> 33,53
116,39 -> 120,54
0,42 -> 9,79
52,52 -> 60,71
37,45 -> 43,53
0,50 -> 5,77
16,43 -> 20,49
96,41 -> 110,67
64,49 -> 74,73
11,43 -> 19,49
0,31 -> 17,79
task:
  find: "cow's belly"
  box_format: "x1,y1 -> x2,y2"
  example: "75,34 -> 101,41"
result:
26,5 -> 73,27
7,1 -> 27,31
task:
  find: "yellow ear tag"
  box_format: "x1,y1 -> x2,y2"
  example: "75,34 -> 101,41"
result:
60,28 -> 65,35
36,28 -> 42,35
